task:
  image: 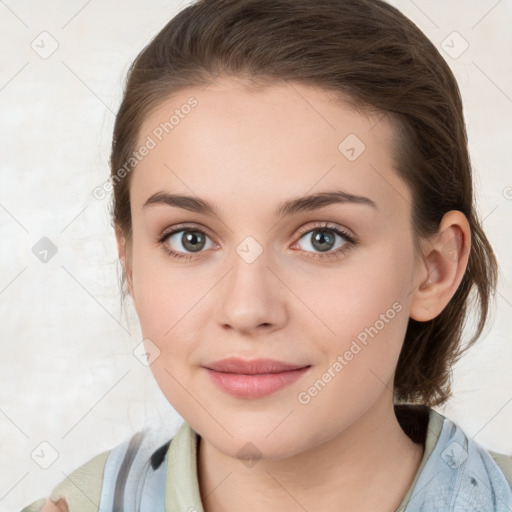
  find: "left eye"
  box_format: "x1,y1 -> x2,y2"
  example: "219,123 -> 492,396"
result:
296,228 -> 351,254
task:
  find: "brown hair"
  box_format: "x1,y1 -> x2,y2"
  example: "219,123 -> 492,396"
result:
110,0 -> 498,407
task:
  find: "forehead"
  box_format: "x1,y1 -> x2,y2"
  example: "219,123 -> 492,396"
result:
131,77 -> 410,220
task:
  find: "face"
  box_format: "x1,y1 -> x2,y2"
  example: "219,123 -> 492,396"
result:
122,77 -> 423,460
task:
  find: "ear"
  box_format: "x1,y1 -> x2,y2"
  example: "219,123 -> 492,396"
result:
115,225 -> 134,300
409,210 -> 471,322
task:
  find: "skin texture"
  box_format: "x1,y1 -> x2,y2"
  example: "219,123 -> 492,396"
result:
116,77 -> 471,512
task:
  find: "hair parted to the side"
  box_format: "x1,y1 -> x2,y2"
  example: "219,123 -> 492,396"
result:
109,0 -> 498,407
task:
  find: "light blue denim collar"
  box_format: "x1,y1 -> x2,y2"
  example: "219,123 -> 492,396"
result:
402,412 -> 512,511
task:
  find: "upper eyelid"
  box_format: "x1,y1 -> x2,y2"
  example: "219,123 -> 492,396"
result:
295,222 -> 355,239
159,222 -> 214,240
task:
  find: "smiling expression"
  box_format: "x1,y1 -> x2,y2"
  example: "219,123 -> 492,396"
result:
119,76 -> 425,459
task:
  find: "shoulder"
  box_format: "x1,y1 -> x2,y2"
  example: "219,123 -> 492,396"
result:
396,405 -> 512,511
21,448 -> 110,512
489,448 -> 512,488
420,409 -> 512,508
20,428 -> 173,512
430,409 -> 512,491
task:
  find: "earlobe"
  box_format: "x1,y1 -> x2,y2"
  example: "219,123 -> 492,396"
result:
409,211 -> 471,322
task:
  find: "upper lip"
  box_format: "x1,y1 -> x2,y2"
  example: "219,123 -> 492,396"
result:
204,357 -> 309,374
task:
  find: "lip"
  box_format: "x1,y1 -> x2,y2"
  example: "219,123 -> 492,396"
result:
203,357 -> 311,399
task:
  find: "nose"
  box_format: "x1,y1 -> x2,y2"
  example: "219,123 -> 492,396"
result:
215,247 -> 287,335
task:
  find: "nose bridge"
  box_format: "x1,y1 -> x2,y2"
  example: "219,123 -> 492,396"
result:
215,237 -> 285,332
231,237 -> 269,288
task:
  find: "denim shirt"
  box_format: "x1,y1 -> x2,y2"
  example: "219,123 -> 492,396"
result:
401,415 -> 512,511
22,409 -> 512,512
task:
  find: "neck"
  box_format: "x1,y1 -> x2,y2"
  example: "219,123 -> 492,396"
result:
198,395 -> 425,512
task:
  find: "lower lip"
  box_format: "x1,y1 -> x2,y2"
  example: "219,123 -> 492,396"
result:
204,366 -> 311,399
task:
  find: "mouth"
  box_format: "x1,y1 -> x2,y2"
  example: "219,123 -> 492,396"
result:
203,357 -> 311,399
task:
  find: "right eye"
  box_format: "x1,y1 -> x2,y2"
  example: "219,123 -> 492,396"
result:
158,225 -> 216,260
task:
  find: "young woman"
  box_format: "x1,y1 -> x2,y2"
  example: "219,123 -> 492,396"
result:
22,0 -> 512,510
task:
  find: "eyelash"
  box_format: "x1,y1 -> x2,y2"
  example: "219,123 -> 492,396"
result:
156,222 -> 357,261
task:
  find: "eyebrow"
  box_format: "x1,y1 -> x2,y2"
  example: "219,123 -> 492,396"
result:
142,189 -> 377,217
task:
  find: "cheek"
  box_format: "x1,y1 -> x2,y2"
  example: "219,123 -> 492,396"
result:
292,243 -> 413,343
291,267 -> 410,434
130,252 -> 210,416
130,242 -> 206,338
291,243 -> 414,395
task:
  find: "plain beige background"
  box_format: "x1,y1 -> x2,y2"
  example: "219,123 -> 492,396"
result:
0,1 -> 511,509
